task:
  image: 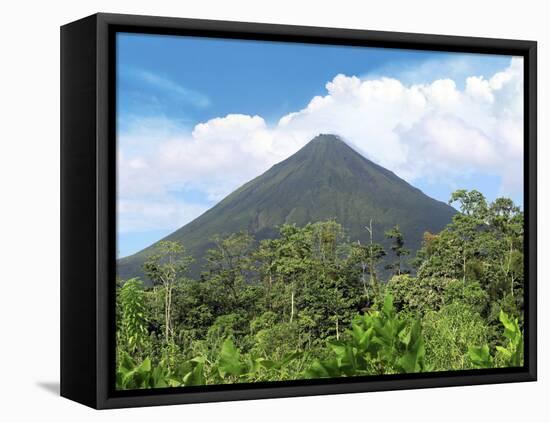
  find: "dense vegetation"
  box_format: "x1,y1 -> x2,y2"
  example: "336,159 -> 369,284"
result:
116,190 -> 524,390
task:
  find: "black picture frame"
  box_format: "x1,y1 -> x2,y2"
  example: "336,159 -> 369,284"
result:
60,12 -> 537,409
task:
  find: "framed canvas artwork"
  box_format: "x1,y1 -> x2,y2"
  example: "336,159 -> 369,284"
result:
60,13 -> 537,408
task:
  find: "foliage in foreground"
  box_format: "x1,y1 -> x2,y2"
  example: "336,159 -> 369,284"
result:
116,293 -> 522,388
305,295 -> 427,378
468,310 -> 523,368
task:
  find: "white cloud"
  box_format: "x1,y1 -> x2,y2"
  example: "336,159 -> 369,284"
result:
117,196 -> 209,233
118,57 -> 523,233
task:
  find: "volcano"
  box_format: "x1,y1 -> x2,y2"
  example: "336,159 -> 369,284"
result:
117,134 -> 456,281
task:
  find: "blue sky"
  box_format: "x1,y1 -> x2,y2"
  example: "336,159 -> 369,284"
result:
117,33 -> 523,258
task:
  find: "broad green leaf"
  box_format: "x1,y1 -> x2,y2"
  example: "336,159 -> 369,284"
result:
218,339 -> 242,378
183,362 -> 205,386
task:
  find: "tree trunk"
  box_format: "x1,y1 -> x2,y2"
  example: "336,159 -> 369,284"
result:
366,219 -> 378,298
290,289 -> 295,323
508,240 -> 514,297
358,241 -> 369,300
362,267 -> 368,299
462,253 -> 467,296
167,284 -> 173,342
164,286 -> 170,344
397,257 -> 401,276
267,273 -> 273,309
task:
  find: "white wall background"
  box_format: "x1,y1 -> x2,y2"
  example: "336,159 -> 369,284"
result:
1,0 -> 546,420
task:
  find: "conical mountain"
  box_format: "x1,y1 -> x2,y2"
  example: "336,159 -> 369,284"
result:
117,134 -> 456,280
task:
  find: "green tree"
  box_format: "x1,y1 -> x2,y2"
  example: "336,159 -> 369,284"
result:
144,241 -> 194,344
489,197 -> 524,297
309,221 -> 351,339
386,274 -> 449,316
203,232 -> 254,306
347,219 -> 386,302
117,278 -> 149,358
384,225 -> 410,275
253,239 -> 278,310
449,189 -> 488,218
270,224 -> 314,323
418,190 -> 524,305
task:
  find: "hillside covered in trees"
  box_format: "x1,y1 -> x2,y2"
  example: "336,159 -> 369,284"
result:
115,189 -> 524,389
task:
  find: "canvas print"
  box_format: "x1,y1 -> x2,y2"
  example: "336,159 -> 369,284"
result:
115,33 -> 525,390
